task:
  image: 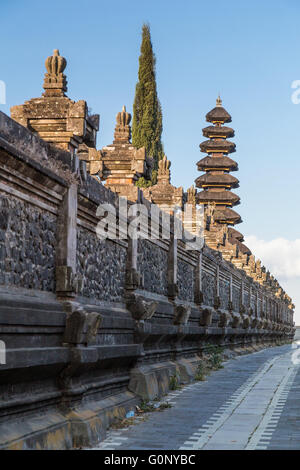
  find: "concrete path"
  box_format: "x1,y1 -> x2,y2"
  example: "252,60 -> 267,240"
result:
92,342 -> 300,450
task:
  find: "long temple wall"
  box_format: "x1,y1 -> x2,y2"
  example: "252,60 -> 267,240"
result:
0,111 -> 295,449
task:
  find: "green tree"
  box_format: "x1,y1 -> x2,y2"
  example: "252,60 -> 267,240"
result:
132,23 -> 164,186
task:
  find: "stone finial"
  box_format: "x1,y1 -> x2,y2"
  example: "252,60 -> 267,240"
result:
220,224 -> 228,243
205,202 -> 216,226
157,155 -> 171,183
43,49 -> 67,96
187,185 -> 196,206
276,287 -> 283,298
116,105 -> 131,127
113,105 -> 131,143
45,49 -> 67,75
248,254 -> 256,273
216,94 -> 222,107
256,259 -> 262,277
216,226 -> 225,245
256,259 -> 262,269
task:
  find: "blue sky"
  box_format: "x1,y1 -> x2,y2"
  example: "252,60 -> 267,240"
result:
1,0 -> 300,321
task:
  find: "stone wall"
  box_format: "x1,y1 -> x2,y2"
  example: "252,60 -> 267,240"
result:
137,239 -> 168,296
232,284 -> 240,312
202,266 -> 215,307
0,193 -> 56,291
0,111 -> 294,450
177,258 -> 194,302
77,227 -> 126,302
219,277 -> 230,310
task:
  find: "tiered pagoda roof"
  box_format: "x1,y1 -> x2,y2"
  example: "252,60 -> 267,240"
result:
195,96 -> 242,226
228,228 -> 251,255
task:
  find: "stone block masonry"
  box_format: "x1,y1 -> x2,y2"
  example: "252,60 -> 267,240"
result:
0,110 -> 294,450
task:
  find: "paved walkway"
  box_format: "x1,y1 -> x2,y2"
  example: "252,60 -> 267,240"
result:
92,342 -> 300,450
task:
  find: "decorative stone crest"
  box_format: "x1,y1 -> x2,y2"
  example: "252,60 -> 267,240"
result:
173,305 -> 191,325
231,314 -> 240,328
126,294 -> 158,322
143,155 -> 183,214
218,311 -> 230,327
43,49 -> 67,96
114,105 -> 132,143
200,308 -> 213,327
205,202 -> 216,228
157,155 -> 171,183
63,304 -> 102,346
187,184 -> 196,206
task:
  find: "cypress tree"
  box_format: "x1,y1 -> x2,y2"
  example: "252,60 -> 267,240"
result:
132,23 -> 164,186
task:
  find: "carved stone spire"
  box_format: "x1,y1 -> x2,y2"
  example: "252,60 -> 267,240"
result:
45,49 -> 67,75
187,184 -> 196,206
43,49 -> 67,96
113,105 -> 131,143
205,202 -> 216,227
157,155 -> 171,184
143,154 -> 183,214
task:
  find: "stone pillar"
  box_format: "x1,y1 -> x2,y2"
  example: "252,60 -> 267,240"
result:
194,251 -> 203,304
125,238 -> 139,291
214,265 -> 220,309
56,183 -> 78,298
229,274 -> 233,303
240,280 -> 244,309
125,196 -> 140,291
168,219 -> 178,299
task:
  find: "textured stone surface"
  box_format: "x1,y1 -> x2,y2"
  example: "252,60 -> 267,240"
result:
77,227 -> 126,301
177,259 -> 194,301
232,285 -> 240,312
244,289 -> 250,308
251,294 -> 256,312
202,271 -> 215,306
94,344 -> 299,451
257,298 -> 262,316
137,239 -> 168,296
219,278 -> 229,310
0,193 -> 56,291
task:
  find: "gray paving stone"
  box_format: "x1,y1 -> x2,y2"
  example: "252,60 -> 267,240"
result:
93,344 -> 300,451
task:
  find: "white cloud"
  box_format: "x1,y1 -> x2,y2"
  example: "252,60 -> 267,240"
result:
244,235 -> 300,325
244,236 -> 300,279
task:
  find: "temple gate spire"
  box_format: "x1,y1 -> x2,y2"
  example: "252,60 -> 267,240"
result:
11,49 -> 99,156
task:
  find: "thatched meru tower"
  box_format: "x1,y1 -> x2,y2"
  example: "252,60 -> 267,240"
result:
195,96 -> 241,226
195,96 -> 252,255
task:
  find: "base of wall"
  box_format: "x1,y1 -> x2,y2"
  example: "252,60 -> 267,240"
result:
128,339 -> 292,402
129,361 -> 178,400
0,391 -> 138,450
0,339 -> 293,450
